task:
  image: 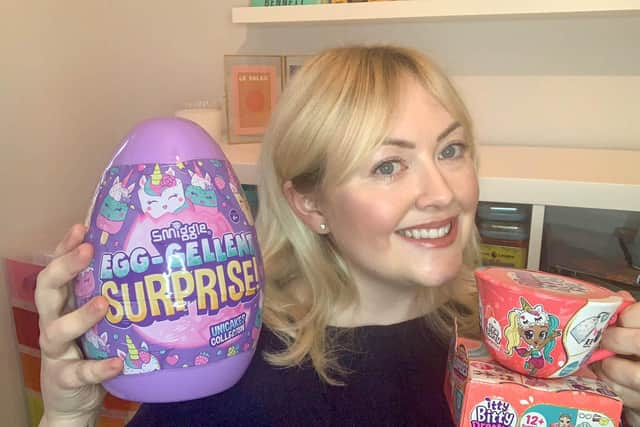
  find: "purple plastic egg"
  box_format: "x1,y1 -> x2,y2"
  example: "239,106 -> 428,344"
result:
75,117 -> 263,403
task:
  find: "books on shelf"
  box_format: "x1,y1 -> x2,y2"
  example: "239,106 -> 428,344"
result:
249,0 -> 392,5
250,0 -> 324,6
329,0 -> 392,3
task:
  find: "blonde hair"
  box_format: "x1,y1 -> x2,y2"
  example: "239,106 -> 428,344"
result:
255,45 -> 481,384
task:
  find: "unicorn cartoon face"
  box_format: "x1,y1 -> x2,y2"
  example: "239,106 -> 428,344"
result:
188,169 -> 213,190
109,175 -> 135,202
117,335 -> 161,375
186,169 -> 217,207
83,327 -> 109,359
137,166 -> 187,219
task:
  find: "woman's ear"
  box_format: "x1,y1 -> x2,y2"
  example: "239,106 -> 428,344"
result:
282,180 -> 329,234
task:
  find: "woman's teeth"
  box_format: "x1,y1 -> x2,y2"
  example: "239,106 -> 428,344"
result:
399,223 -> 451,240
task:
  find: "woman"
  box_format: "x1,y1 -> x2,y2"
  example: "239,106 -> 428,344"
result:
36,46 -> 640,426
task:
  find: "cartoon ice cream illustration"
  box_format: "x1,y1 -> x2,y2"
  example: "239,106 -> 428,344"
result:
83,326 -> 109,359
186,162 -> 217,207
74,267 -> 95,305
96,170 -> 134,244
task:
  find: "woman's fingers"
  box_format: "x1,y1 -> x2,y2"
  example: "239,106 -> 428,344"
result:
600,356 -> 640,395
53,224 -> 87,258
55,357 -> 123,390
40,296 -> 109,359
601,326 -> 640,357
36,243 -> 94,327
594,360 -> 640,409
618,301 -> 640,328
36,226 -> 97,360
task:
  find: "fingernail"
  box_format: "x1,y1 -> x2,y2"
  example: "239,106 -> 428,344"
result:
110,358 -> 122,372
91,298 -> 105,313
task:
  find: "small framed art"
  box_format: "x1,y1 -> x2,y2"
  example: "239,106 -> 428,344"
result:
284,55 -> 313,84
224,55 -> 284,144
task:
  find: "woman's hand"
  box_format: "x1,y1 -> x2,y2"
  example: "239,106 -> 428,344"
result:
593,301 -> 640,426
36,224 -> 123,427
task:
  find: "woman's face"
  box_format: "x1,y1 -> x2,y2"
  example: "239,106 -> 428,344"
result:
319,76 -> 479,296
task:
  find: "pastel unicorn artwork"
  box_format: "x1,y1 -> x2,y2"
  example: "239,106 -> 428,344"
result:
118,335 -> 161,375
96,171 -> 135,244
137,165 -> 188,219
124,166 -> 233,256
74,267 -> 95,305
504,297 -> 562,376
109,172 -> 136,201
186,163 -> 217,207
83,326 -> 110,359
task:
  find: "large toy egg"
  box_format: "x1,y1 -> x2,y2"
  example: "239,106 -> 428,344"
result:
74,117 -> 263,402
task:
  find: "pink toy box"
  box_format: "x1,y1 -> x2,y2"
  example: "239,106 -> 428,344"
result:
444,326 -> 624,427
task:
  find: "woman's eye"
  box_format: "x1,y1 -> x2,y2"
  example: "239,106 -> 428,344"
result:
373,160 -> 403,177
438,142 -> 466,160
539,331 -> 548,339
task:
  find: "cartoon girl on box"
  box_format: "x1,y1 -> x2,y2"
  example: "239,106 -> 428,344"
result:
504,296 -> 562,376
550,413 -> 574,427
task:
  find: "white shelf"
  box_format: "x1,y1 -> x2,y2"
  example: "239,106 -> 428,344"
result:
232,0 -> 640,24
228,0 -> 640,211
478,178 -> 640,213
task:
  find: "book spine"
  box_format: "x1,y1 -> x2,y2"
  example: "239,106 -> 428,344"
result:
250,0 -> 325,6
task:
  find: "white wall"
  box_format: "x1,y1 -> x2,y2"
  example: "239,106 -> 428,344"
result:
1,2 -> 249,424
2,1 -> 639,424
237,15 -> 640,148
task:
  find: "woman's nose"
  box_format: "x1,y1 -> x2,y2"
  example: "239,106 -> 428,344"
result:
414,166 -> 454,210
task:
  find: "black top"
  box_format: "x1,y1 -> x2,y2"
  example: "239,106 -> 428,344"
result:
127,317 -> 454,427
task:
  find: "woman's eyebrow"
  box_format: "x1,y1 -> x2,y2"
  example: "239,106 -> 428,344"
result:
382,138 -> 415,149
437,121 -> 461,142
382,121 -> 461,148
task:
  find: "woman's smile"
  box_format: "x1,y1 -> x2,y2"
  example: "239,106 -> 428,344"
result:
395,216 -> 458,248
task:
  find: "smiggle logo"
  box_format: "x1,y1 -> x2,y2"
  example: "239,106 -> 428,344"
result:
470,398 -> 517,427
151,221 -> 210,243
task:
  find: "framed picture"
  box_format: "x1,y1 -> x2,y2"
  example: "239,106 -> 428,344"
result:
224,55 -> 283,144
284,55 -> 313,84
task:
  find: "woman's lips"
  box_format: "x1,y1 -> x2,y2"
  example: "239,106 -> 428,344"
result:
396,217 -> 458,248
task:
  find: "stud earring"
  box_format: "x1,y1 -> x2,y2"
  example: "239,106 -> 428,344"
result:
319,223 -> 328,232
